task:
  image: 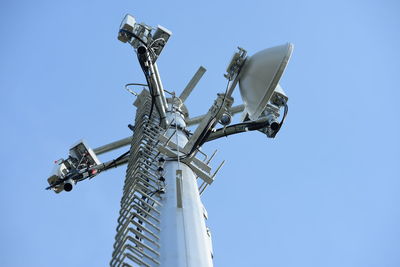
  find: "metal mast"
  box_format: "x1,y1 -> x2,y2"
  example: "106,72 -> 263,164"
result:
110,91 -> 214,266
45,14 -> 293,267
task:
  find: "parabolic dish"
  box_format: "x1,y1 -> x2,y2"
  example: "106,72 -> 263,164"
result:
239,43 -> 293,120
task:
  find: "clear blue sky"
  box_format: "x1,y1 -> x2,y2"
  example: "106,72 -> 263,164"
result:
1,0 -> 399,266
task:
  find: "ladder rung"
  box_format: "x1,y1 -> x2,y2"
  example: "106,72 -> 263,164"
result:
126,244 -> 160,265
124,251 -> 151,267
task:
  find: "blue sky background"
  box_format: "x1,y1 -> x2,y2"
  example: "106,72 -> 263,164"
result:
1,0 -> 399,266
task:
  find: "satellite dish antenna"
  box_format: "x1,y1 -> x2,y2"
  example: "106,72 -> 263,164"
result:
239,43 -> 293,120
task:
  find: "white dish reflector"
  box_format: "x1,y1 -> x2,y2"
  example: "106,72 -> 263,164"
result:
239,43 -> 293,120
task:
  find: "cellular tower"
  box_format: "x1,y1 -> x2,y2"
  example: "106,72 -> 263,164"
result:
46,14 -> 293,267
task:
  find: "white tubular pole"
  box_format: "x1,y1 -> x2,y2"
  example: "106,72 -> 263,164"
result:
153,62 -> 168,107
179,66 -> 207,103
147,61 -> 168,127
160,161 -> 213,266
93,137 -> 131,155
110,92 -> 213,266
159,108 -> 213,267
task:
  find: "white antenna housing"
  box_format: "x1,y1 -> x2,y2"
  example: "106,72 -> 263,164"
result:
239,43 -> 293,120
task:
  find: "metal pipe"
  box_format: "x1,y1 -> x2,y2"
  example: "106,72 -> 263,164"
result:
153,62 -> 168,108
225,71 -> 241,98
94,156 -> 129,172
93,137 -> 132,155
148,62 -> 168,128
179,66 -> 206,102
186,104 -> 245,126
206,117 -> 268,142
138,46 -> 168,128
